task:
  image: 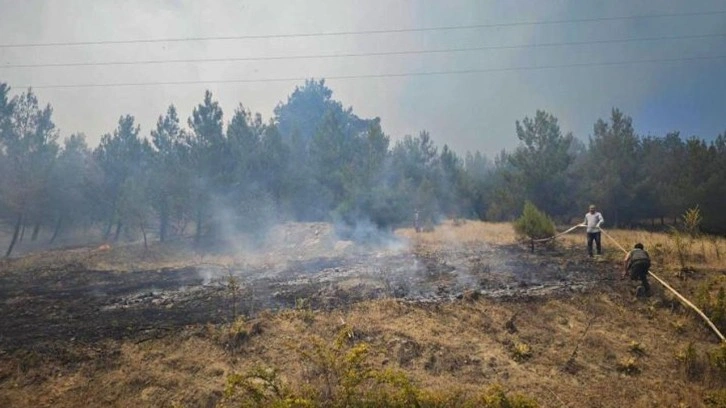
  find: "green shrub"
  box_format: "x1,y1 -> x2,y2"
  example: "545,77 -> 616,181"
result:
707,343 -> 726,384
712,287 -> 726,331
676,342 -> 705,381
220,326 -> 539,407
480,384 -> 539,408
671,228 -> 692,271
628,341 -> 646,356
294,297 -> 315,325
683,205 -> 703,237
704,388 -> 726,407
511,342 -> 533,362
513,201 -> 555,240
695,281 -> 726,334
616,357 -> 640,375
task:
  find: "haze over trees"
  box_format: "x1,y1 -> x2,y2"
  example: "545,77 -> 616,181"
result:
0,79 -> 724,257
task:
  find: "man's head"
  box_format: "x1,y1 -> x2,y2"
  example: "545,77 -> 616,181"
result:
589,204 -> 596,213
634,243 -> 644,250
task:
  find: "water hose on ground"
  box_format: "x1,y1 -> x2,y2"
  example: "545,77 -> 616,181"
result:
527,223 -> 725,342
599,228 -> 725,343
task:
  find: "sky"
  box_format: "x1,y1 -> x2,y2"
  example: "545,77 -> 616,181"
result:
0,0 -> 725,157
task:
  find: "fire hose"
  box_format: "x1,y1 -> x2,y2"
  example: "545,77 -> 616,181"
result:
531,223 -> 586,243
599,227 -> 725,343
528,223 -> 725,342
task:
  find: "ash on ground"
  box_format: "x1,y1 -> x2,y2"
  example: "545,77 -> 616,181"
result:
0,222 -> 610,350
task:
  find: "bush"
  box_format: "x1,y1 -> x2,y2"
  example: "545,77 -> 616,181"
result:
616,357 -> 640,375
513,202 -> 555,240
712,287 -> 726,331
704,388 -> 726,407
511,342 -> 533,362
695,281 -> 726,334
671,228 -> 692,271
628,341 -> 646,356
707,343 -> 726,384
683,205 -> 703,237
220,326 -> 539,407
480,385 -> 539,408
676,342 -> 705,381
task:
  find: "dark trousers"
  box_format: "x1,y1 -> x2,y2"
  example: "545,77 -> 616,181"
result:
587,232 -> 601,256
629,262 -> 651,295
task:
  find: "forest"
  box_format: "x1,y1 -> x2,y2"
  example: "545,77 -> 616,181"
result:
1,79 -> 725,257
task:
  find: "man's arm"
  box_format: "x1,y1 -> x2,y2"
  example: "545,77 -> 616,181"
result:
597,213 -> 604,228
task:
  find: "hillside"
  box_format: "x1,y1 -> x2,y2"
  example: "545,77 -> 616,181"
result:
0,221 -> 724,407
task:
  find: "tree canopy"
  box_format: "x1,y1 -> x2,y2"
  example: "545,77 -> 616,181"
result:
1,80 -> 724,257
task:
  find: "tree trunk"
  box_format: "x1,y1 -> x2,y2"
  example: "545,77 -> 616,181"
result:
104,218 -> 114,240
31,223 -> 41,241
105,196 -> 120,240
159,198 -> 168,242
114,222 -> 123,242
613,209 -> 619,229
195,203 -> 203,245
19,223 -> 26,243
50,216 -> 63,244
660,216 -> 664,226
140,220 -> 148,251
5,213 -> 24,258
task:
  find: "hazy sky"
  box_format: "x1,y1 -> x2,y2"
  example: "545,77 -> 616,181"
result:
1,0 -> 725,157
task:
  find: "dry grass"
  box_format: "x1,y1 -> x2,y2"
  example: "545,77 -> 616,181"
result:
1,220 -> 725,407
400,219 -> 726,274
558,226 -> 726,342
0,336 -> 230,408
558,227 -> 726,273
1,293 -> 721,407
397,220 -> 517,248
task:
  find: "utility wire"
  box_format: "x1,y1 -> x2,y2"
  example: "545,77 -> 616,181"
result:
2,32 -> 725,69
16,54 -> 726,90
1,10 -> 725,49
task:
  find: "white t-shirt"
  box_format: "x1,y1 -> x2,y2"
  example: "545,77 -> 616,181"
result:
584,212 -> 604,233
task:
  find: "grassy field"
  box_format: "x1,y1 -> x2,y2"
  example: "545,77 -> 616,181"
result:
557,225 -> 726,273
1,221 -> 725,407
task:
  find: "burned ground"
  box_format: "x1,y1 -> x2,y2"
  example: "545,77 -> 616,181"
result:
0,236 -> 608,353
0,221 -> 724,407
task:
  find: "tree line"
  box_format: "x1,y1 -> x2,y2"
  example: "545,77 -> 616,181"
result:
0,79 -> 724,257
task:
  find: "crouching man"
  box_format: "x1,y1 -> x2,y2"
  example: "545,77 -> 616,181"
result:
622,243 -> 651,297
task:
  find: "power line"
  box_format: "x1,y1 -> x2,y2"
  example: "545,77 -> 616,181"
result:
16,54 -> 726,90
1,10 -> 725,49
2,32 -> 725,69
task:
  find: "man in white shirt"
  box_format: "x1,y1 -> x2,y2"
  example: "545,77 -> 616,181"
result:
584,204 -> 604,257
